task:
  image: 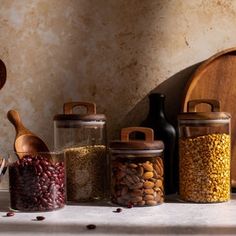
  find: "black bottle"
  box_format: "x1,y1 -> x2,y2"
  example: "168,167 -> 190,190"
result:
141,93 -> 176,194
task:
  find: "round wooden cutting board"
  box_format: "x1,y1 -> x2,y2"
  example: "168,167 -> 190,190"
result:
181,47 -> 236,188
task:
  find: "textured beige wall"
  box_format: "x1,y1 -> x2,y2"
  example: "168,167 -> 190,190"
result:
0,0 -> 236,159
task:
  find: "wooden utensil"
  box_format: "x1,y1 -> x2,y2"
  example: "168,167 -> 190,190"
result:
0,59 -> 6,90
7,110 -> 50,159
181,47 -> 236,188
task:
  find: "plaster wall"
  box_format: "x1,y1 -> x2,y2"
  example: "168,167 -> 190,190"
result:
0,0 -> 236,187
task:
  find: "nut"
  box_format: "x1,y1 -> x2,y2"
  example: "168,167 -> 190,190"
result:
155,179 -> 163,188
128,163 -> 138,168
111,155 -> 164,207
146,200 -> 157,206
144,194 -> 154,201
143,181 -> 155,189
144,189 -> 154,195
137,166 -> 144,177
142,162 -> 153,172
142,172 -> 154,180
153,161 -> 164,177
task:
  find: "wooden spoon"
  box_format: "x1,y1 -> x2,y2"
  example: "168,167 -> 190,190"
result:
0,59 -> 6,90
7,110 -> 50,159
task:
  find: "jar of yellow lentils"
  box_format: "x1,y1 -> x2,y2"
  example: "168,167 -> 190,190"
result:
178,99 -> 231,203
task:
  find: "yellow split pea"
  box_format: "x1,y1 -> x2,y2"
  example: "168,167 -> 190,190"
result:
179,133 -> 230,203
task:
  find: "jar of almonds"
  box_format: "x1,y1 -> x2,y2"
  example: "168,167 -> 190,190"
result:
178,99 -> 231,203
109,127 -> 164,207
54,101 -> 108,202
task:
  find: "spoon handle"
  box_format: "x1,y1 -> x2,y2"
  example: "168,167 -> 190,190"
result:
7,110 -> 28,137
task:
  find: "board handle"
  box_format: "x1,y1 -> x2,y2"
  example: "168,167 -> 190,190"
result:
63,102 -> 96,115
187,99 -> 220,112
121,127 -> 154,142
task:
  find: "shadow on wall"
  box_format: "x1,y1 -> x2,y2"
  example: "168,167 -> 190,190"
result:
118,62 -> 202,135
26,0 -> 172,145
63,1 -> 175,140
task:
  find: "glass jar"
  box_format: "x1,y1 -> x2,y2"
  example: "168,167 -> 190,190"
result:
110,127 -> 164,207
54,101 -> 107,202
4,152 -> 65,212
0,156 -> 7,179
178,99 -> 231,203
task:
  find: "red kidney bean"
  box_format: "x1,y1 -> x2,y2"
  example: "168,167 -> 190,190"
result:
37,165 -> 43,173
9,155 -> 65,212
115,208 -> 122,213
86,224 -> 96,230
6,212 -> 15,217
47,166 -> 54,171
36,216 -> 45,221
46,171 -> 51,177
127,203 -> 133,208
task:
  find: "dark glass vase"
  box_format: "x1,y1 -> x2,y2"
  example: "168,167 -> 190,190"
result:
141,93 -> 176,194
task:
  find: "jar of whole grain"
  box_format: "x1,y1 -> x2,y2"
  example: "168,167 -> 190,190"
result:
178,99 -> 231,203
110,127 -> 164,207
53,101 -> 107,202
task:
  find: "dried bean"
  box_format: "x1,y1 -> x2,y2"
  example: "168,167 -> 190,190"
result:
6,212 -> 14,217
9,154 -> 65,212
114,208 -> 122,213
86,224 -> 96,230
36,216 -> 45,221
179,133 -> 230,203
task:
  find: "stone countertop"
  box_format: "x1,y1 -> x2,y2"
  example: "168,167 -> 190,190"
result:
1,191 -> 236,236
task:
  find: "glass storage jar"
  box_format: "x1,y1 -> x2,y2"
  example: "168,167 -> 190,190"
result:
4,152 -> 65,212
110,127 -> 164,207
54,101 -> 107,202
178,99 -> 231,203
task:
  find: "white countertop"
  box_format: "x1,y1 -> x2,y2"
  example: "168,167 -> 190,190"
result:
1,191 -> 236,236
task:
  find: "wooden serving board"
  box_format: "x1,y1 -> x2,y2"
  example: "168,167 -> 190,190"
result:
181,47 -> 236,188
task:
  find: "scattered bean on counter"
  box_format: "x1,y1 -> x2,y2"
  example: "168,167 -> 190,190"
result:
179,133 -> 230,203
6,212 -> 14,217
115,208 -> 122,213
9,155 -> 65,211
36,216 -> 45,221
111,156 -> 164,207
65,145 -> 107,202
86,224 -> 96,230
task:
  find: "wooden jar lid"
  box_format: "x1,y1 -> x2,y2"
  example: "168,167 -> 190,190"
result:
178,99 -> 230,122
110,127 -> 164,151
54,101 -> 106,122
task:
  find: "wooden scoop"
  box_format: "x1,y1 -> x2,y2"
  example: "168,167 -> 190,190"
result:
7,110 -> 50,159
